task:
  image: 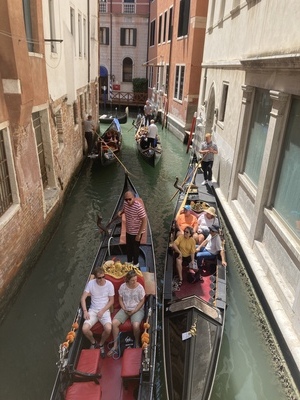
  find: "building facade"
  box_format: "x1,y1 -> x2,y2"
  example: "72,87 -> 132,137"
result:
99,0 -> 149,108
0,0 -> 98,321
148,0 -> 208,138
194,0 -> 300,377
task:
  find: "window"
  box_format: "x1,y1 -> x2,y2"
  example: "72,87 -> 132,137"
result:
100,27 -> 109,45
148,66 -> 153,89
158,15 -> 162,44
123,58 -> 133,82
174,65 -> 185,101
22,0 -> 34,52
123,0 -> 135,14
70,7 -> 75,35
219,82 -> 229,122
120,28 -> 136,46
78,13 -> 82,57
244,89 -> 271,186
168,7 -> 173,41
55,110 -> 64,145
178,0 -> 190,37
163,11 -> 167,43
0,130 -> 13,217
165,65 -> 169,95
273,97 -> 300,238
48,0 -> 57,53
150,20 -> 156,47
32,112 -> 48,188
99,0 -> 107,13
83,18 -> 87,57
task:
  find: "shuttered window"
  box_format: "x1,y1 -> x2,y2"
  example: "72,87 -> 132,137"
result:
120,28 -> 136,46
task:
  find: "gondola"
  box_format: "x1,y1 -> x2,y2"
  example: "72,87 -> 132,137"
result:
51,174 -> 157,400
98,118 -> 122,166
135,123 -> 162,167
99,111 -> 127,125
162,155 -> 227,400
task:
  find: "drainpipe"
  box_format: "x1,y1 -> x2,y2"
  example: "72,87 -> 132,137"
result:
87,0 -> 90,83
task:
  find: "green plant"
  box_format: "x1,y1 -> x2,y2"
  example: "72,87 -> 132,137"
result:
132,78 -> 148,93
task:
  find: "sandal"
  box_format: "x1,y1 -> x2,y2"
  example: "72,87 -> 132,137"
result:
178,280 -> 183,287
100,344 -> 106,359
90,341 -> 100,349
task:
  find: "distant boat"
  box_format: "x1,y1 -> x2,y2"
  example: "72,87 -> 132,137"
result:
99,108 -> 128,124
135,122 -> 162,167
162,156 -> 227,400
98,118 -> 122,166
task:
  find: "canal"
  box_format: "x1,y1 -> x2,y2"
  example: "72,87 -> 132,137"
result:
0,117 -> 298,399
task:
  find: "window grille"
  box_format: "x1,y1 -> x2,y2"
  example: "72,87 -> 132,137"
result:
32,112 -> 48,188
123,4 -> 135,14
0,130 -> 13,217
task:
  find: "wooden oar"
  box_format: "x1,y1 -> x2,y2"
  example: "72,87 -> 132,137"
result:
175,164 -> 200,220
97,136 -> 138,178
169,159 -> 201,202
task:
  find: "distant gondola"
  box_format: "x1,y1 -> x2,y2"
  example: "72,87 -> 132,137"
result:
99,110 -> 127,125
97,118 -> 122,166
134,121 -> 162,167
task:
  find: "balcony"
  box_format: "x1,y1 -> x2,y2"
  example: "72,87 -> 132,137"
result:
123,4 -> 135,14
99,3 -> 107,13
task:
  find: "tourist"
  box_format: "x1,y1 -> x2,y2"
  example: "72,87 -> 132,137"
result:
176,205 -> 198,236
196,225 -> 227,268
172,226 -> 196,286
108,270 -> 145,356
196,206 -> 219,245
81,266 -> 115,358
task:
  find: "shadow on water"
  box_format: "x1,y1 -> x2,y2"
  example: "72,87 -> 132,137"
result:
0,117 -> 298,399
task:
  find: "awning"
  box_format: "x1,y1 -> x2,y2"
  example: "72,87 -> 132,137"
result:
100,65 -> 108,77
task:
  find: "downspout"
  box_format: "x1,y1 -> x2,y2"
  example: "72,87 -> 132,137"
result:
87,0 -> 90,83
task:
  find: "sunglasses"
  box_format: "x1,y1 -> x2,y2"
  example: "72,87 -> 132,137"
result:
184,230 -> 190,234
96,275 -> 105,280
125,198 -> 133,202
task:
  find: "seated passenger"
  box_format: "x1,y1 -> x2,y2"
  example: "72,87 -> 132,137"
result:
195,206 -> 219,245
81,266 -> 115,358
176,205 -> 198,236
196,225 -> 227,268
108,270 -> 145,356
172,226 -> 196,286
140,135 -> 149,150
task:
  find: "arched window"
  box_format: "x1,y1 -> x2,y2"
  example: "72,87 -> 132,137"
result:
123,58 -> 133,82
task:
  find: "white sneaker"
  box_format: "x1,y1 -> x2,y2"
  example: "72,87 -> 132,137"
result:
201,180 -> 207,186
208,180 -> 213,186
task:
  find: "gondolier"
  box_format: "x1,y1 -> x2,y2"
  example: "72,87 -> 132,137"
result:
83,115 -> 95,156
118,191 -> 147,267
199,133 -> 218,186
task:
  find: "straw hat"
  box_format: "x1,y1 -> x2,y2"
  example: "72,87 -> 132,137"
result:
205,206 -> 217,217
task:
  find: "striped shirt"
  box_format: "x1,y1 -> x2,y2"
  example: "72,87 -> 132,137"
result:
124,200 -> 146,235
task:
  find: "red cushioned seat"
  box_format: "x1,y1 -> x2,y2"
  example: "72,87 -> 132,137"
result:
121,347 -> 143,379
65,381 -> 102,400
76,349 -> 101,374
